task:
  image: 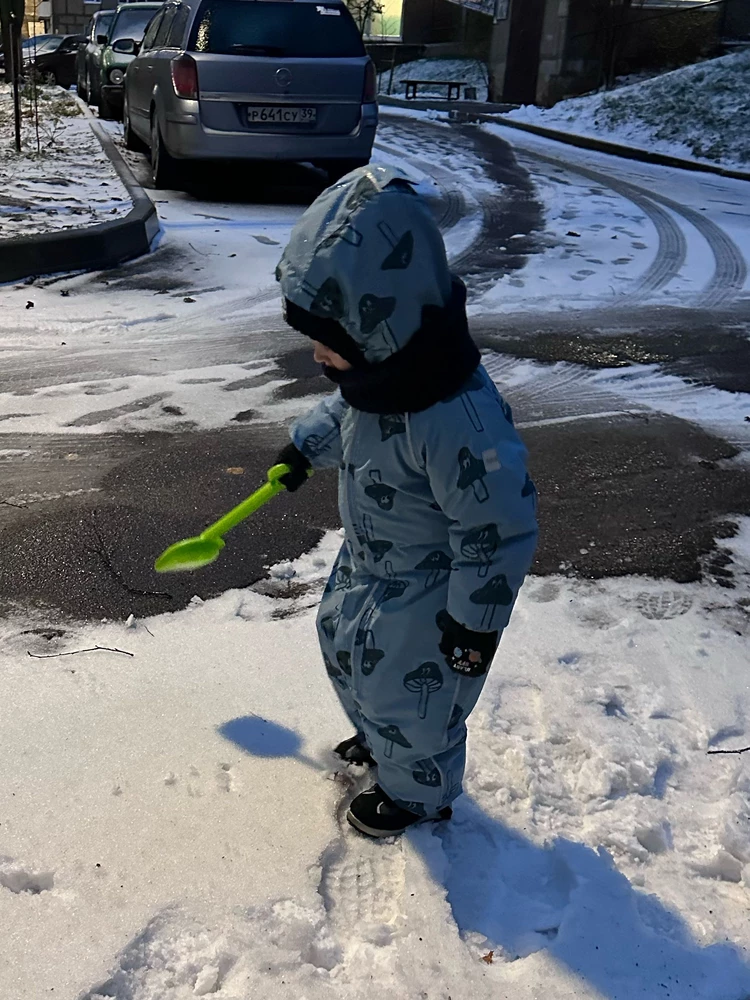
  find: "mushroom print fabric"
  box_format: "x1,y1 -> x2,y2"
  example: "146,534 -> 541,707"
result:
281,167 -> 538,812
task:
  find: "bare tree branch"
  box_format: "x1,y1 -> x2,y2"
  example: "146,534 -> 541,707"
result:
28,645 -> 134,659
707,746 -> 750,755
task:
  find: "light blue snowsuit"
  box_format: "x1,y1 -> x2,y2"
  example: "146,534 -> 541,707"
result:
279,167 -> 538,814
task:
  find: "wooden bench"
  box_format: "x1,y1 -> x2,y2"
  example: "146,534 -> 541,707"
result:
404,79 -> 467,102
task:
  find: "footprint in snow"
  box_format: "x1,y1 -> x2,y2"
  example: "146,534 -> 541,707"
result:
163,763 -> 236,796
526,581 -> 560,604
0,856 -> 54,894
635,591 -> 693,620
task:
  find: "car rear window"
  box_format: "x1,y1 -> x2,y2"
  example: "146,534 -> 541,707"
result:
190,1 -> 365,58
98,12 -> 115,36
110,7 -> 162,42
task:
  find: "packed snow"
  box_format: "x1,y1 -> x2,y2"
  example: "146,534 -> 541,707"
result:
379,58 -> 489,102
2,521 -> 750,1000
0,86 -> 131,239
475,119 -> 750,311
505,50 -> 750,172
2,111 -> 750,1000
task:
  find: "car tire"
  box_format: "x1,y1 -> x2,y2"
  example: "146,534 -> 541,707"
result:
150,116 -> 181,190
43,70 -> 57,86
325,159 -> 369,183
98,91 -> 119,121
123,99 -> 147,153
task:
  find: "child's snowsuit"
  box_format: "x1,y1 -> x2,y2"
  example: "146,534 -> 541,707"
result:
278,166 -> 538,814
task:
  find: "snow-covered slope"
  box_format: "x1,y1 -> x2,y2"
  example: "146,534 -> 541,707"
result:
379,58 -> 489,102
506,50 -> 750,171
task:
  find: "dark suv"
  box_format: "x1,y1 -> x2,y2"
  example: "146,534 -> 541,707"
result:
77,10 -> 115,104
122,0 -> 377,188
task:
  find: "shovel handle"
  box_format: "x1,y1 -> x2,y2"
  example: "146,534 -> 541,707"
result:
201,463 -> 291,540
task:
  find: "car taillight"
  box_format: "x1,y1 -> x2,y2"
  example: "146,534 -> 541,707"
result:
171,54 -> 198,100
363,59 -> 376,104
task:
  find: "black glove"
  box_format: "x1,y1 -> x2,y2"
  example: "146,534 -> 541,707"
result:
436,610 -> 498,678
275,442 -> 311,493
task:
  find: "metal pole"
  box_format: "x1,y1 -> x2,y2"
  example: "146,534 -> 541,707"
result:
9,13 -> 21,152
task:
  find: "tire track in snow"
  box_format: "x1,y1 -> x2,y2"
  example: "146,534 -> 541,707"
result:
512,145 -> 746,307
380,116 -> 543,294
511,147 -> 688,304
649,195 -> 748,307
374,139 -> 470,235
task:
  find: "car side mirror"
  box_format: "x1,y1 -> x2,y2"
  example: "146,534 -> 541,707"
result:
96,34 -> 109,44
111,38 -> 138,54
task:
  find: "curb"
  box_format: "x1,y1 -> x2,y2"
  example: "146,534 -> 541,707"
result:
380,96 -> 750,183
0,108 -> 159,285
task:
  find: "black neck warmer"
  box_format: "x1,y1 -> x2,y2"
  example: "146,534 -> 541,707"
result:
321,279 -> 480,415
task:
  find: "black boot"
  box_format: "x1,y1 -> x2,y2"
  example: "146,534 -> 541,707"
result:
334,734 -> 376,767
347,784 -> 452,838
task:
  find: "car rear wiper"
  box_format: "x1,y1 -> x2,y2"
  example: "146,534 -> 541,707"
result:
229,43 -> 285,55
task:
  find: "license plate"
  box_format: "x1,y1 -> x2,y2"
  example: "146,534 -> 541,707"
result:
247,106 -> 316,125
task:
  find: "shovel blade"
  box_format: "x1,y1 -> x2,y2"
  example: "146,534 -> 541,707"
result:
154,536 -> 225,573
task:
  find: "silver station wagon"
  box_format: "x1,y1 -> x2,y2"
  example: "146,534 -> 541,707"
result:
121,0 -> 378,188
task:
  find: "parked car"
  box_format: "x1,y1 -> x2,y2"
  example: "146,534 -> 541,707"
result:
98,2 -> 163,119
28,34 -> 86,87
1,34 -> 62,73
122,0 -> 377,189
22,35 -> 62,55
77,10 -> 115,104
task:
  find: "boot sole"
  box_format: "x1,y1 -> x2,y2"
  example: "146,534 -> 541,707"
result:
346,806 -> 452,839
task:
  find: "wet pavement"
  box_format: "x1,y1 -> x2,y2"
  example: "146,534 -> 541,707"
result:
2,118 -> 750,622
473,303 -> 750,393
3,347 -> 750,622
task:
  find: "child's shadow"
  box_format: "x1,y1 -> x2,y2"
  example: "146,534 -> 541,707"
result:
221,716 -> 750,997
416,795 -> 750,997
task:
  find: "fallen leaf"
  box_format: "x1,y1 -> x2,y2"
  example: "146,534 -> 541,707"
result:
226,467 -> 245,475
482,951 -> 494,964
26,300 -> 35,309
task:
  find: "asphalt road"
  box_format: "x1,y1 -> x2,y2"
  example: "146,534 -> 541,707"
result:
1,118 -> 749,622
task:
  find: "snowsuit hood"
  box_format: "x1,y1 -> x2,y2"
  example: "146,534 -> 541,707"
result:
276,165 -> 453,365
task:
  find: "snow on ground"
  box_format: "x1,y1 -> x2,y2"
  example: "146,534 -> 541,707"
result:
0,86 -> 131,239
482,352 -> 750,454
4,345 -> 750,459
2,522 -> 750,1000
505,50 -> 750,172
2,112 -> 750,999
471,159 -> 664,312
476,120 -> 750,312
379,58 -> 489,102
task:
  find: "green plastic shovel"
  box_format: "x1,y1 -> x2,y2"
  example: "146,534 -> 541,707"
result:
154,463 -> 305,573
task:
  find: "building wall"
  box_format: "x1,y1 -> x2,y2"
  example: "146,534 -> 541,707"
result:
618,4 -> 722,71
724,0 -> 750,38
402,0 -> 465,44
51,0 -> 93,35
